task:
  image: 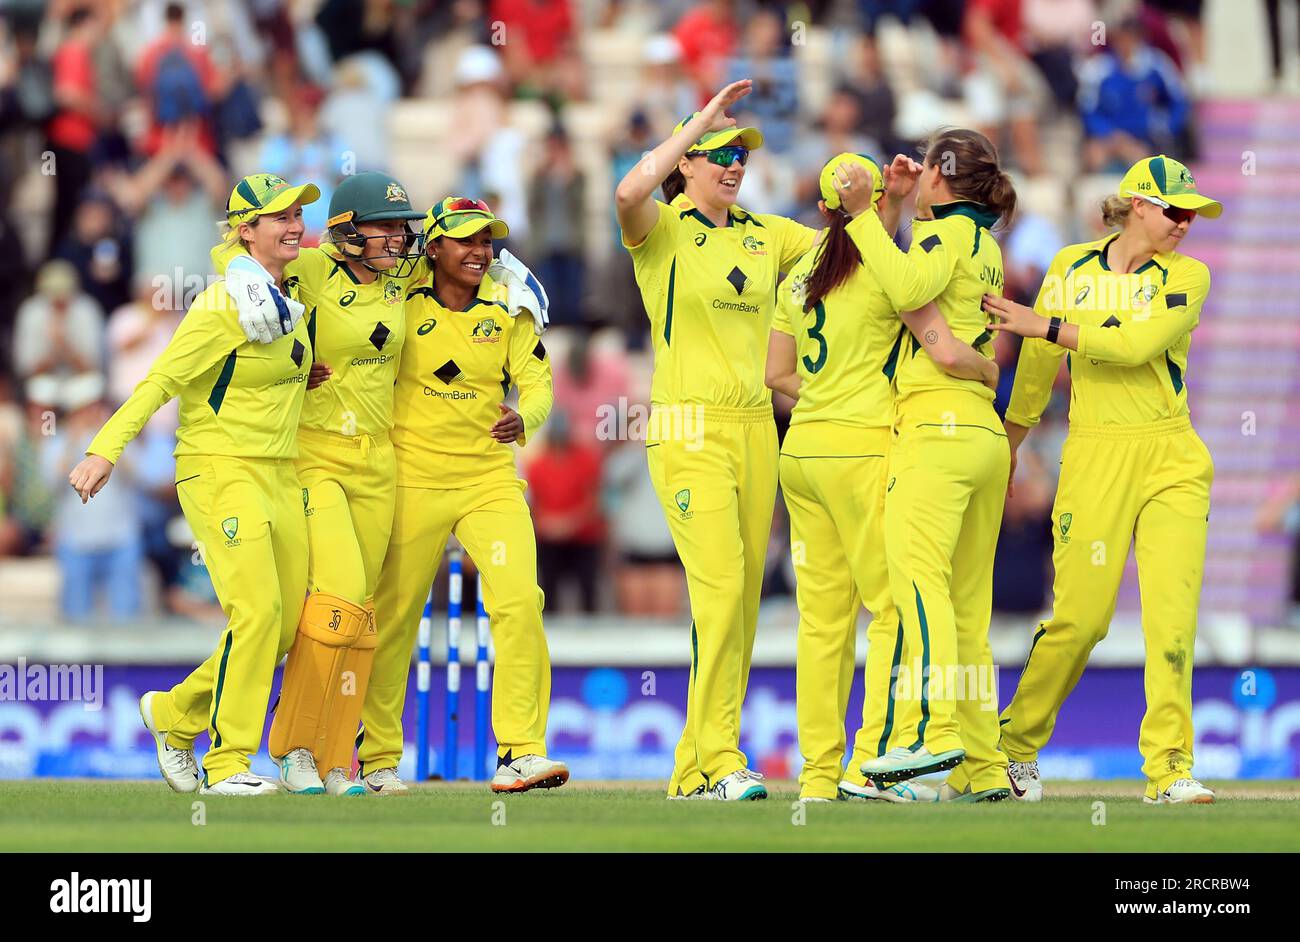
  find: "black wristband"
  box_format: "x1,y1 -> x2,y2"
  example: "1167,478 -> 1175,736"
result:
1045,316 -> 1062,344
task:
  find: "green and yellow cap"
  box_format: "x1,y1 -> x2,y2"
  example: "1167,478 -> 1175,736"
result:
673,113 -> 764,151
819,153 -> 884,211
1120,155 -> 1221,219
226,173 -> 320,223
424,196 -> 510,240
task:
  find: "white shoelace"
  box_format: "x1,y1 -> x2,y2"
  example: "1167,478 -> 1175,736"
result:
286,749 -> 316,773
369,768 -> 400,784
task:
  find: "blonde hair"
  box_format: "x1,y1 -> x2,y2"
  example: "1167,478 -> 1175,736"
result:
1101,194 -> 1132,229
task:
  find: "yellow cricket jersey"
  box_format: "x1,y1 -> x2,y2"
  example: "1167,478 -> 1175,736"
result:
88,281 -> 312,463
623,194 -> 815,408
212,242 -> 418,437
1006,234 -> 1211,428
392,272 -> 553,488
848,200 -> 1002,406
772,233 -> 899,433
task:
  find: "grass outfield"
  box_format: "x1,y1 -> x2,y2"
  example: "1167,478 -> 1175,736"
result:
2,780 -> 1298,852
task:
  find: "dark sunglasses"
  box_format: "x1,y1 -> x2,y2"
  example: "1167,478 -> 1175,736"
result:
687,145 -> 749,168
1161,205 -> 1197,225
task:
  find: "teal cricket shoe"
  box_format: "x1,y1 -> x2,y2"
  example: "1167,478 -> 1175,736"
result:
860,745 -> 966,785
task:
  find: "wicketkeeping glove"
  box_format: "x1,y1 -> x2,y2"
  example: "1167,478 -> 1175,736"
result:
224,254 -> 306,344
488,249 -> 550,335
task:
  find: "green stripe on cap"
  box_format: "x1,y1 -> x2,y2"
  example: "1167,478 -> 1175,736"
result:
1149,156 -> 1167,194
236,178 -> 261,209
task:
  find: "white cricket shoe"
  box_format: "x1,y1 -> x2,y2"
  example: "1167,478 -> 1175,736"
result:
138,691 -> 201,793
860,745 -> 965,784
709,768 -> 768,801
1007,760 -> 1043,801
492,753 -> 570,793
324,768 -> 366,796
838,777 -> 940,803
361,767 -> 409,795
667,784 -> 712,800
277,748 -> 325,794
1145,778 -> 1215,805
199,771 -> 280,796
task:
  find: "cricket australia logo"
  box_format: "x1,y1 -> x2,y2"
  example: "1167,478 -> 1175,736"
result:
303,489 -> 313,517
675,488 -> 694,520
222,516 -> 241,546
1134,284 -> 1160,305
471,317 -> 502,343
384,281 -> 401,305
385,182 -> 409,203
1059,512 -> 1072,544
742,235 -> 767,255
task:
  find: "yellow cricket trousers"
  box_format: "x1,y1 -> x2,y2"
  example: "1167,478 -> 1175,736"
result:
266,427 -> 396,770
780,422 -> 917,800
884,390 -> 1010,793
998,415 -> 1213,798
151,456 -> 307,785
646,403 -> 778,794
358,472 -> 551,773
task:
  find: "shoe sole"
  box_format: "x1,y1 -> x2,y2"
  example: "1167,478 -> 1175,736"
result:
839,784 -> 937,804
364,785 -> 410,796
139,692 -> 200,794
491,768 -> 571,793
1143,795 -> 1214,804
951,787 -> 1011,803
862,750 -> 965,785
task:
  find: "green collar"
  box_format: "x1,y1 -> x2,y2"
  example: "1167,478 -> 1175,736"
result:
429,275 -> 505,313
930,200 -> 1000,230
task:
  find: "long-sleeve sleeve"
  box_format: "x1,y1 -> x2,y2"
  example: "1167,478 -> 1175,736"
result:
1075,265 -> 1209,367
87,299 -> 244,463
847,209 -> 956,312
1006,255 -> 1070,427
507,322 -> 554,448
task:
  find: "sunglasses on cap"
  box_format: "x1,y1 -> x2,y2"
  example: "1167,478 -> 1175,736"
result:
434,197 -> 492,224
1129,191 -> 1197,225
686,145 -> 749,168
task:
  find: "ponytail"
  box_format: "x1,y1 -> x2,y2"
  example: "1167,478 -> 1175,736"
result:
662,168 -> 687,203
803,211 -> 860,311
921,127 -> 1017,229
1100,194 -> 1132,229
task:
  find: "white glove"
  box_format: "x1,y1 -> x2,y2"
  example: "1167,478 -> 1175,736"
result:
224,254 -> 305,344
488,249 -> 550,335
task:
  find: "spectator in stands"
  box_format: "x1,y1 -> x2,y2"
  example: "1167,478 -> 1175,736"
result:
133,2 -> 222,158
447,46 -> 530,244
320,53 -> 401,174
5,385 -> 58,557
528,127 -> 587,327
526,410 -> 606,613
0,210 -> 27,378
105,275 -> 181,429
45,5 -> 108,255
1256,475 -> 1300,629
490,0 -> 585,100
602,438 -> 684,616
841,34 -> 902,157
54,188 -> 133,319
551,329 -> 631,446
0,374 -> 23,556
791,86 -> 880,227
723,9 -> 798,154
105,123 -> 227,310
13,260 -> 104,397
633,35 -> 697,138
1020,0 -> 1096,111
962,0 -> 1048,175
992,437 -> 1055,614
672,0 -> 740,103
257,83 -> 344,239
1079,17 -> 1191,173
44,375 -> 143,621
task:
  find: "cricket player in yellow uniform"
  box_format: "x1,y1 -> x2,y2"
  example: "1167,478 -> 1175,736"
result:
616,81 -> 816,800
70,174 -> 320,796
984,155 -> 1220,805
356,197 -> 566,794
217,172 -> 425,796
843,129 -> 1017,801
766,154 -> 999,803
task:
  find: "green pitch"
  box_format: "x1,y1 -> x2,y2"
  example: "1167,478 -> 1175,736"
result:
2,780 -> 1298,852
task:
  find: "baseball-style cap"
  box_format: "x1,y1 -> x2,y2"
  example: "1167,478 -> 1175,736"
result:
226,173 -> 320,223
1120,155 -> 1222,219
674,113 -> 764,151
819,152 -> 884,211
424,197 -> 510,240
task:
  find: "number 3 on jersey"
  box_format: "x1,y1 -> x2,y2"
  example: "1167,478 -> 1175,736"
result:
802,300 -> 828,374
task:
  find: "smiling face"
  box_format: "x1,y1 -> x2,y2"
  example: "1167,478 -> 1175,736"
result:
1131,197 -> 1195,254
430,228 -> 493,292
239,201 -> 304,267
681,150 -> 744,210
356,219 -> 414,270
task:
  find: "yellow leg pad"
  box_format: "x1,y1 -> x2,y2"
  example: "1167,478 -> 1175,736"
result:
318,600 -> 378,772
268,593 -> 369,760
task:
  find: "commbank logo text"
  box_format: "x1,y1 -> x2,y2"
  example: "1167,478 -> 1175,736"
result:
50,872 -> 151,922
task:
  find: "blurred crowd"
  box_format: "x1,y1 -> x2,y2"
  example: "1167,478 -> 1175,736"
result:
0,0 -> 1228,622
